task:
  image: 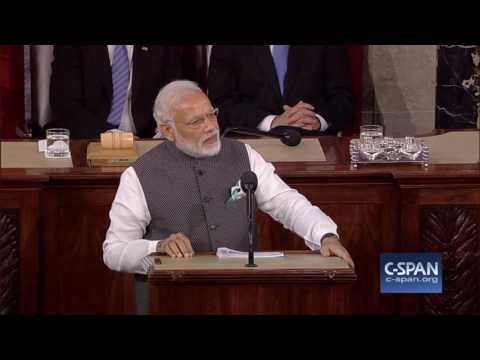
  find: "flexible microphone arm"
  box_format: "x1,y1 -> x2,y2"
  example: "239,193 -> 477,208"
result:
222,127 -> 302,147
240,171 -> 258,268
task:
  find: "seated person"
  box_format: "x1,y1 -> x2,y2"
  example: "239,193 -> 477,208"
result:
48,45 -> 182,139
103,79 -> 354,275
208,45 -> 354,136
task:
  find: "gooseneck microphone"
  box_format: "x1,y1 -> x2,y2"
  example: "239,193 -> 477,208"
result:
240,171 -> 258,267
240,170 -> 258,193
222,127 -> 302,147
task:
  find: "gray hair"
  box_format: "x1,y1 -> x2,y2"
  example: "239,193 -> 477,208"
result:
153,80 -> 202,126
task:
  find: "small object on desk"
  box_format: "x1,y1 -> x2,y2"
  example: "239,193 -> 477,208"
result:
359,124 -> 384,144
38,139 -> 47,152
216,247 -> 284,259
350,136 -> 429,167
86,130 -> 138,167
38,138 -> 71,159
45,128 -> 71,159
87,142 -> 138,167
100,130 -> 134,149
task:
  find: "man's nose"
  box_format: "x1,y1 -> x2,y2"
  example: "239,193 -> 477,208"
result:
204,117 -> 218,132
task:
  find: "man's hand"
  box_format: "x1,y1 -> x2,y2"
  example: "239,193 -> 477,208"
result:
157,233 -> 194,258
271,101 -> 320,130
320,235 -> 355,269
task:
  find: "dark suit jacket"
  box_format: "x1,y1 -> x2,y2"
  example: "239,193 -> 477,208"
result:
49,45 -> 182,139
208,45 -> 354,135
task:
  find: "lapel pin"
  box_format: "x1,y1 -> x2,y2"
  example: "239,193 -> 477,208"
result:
226,179 -> 246,207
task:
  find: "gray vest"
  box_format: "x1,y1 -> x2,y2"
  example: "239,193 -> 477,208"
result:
132,138 -> 252,252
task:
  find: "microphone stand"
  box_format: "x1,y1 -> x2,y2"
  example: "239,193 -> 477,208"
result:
222,127 -> 302,147
245,183 -> 257,268
223,127 -> 264,138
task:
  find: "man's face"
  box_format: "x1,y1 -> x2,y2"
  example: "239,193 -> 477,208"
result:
162,91 -> 221,158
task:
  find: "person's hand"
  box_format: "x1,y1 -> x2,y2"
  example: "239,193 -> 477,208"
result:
271,101 -> 320,130
157,233 -> 194,258
283,101 -> 320,130
320,235 -> 355,269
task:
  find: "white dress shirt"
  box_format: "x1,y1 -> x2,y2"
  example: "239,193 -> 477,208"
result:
107,45 -> 136,134
256,45 -> 329,132
103,143 -> 338,274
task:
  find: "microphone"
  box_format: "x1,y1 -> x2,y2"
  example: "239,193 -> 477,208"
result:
222,127 -> 302,147
240,170 -> 258,193
240,171 -> 258,268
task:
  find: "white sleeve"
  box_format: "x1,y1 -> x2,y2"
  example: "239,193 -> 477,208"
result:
315,113 -> 329,132
102,167 -> 158,274
257,115 -> 276,132
245,144 -> 338,250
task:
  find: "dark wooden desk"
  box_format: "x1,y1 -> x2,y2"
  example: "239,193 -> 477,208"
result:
1,135 -> 479,314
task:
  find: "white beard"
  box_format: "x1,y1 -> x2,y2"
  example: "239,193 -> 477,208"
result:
173,127 -> 221,158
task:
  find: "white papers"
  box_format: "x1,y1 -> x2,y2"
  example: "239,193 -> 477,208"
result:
38,139 -> 47,152
216,247 -> 284,259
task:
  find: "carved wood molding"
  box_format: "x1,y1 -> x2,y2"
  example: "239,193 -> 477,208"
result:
149,269 -> 357,285
0,210 -> 19,315
421,205 -> 480,314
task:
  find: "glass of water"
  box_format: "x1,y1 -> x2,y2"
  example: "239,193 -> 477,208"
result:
360,124 -> 383,144
46,128 -> 70,158
401,136 -> 422,160
360,141 -> 382,160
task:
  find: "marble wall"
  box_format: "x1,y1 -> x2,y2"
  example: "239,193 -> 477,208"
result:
362,45 -> 438,137
436,45 -> 480,129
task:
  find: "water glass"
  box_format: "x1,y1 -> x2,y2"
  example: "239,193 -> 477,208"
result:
360,141 -> 382,160
401,136 -> 422,160
46,128 -> 70,158
360,125 -> 383,144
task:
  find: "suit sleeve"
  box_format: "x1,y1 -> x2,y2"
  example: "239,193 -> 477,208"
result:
312,46 -> 354,134
208,46 -> 271,131
49,45 -> 110,139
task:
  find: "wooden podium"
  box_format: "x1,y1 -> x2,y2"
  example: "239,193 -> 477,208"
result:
4,133 -> 479,315
147,251 -> 357,315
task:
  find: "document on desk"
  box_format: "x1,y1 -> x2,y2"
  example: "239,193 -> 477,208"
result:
216,247 -> 284,259
1,142 -> 73,168
240,138 -> 326,162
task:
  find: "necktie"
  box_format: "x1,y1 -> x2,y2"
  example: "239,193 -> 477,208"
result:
272,45 -> 289,95
107,45 -> 130,127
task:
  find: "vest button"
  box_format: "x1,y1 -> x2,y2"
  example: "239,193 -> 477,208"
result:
209,224 -> 219,230
197,169 -> 204,176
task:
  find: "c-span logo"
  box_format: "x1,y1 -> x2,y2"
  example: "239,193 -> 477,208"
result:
380,253 -> 442,293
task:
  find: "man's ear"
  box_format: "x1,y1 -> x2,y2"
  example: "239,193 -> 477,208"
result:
159,123 -> 175,142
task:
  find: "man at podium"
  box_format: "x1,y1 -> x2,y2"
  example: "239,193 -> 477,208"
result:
102,80 -> 354,275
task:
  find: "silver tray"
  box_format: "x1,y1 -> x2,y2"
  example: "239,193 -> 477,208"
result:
349,138 -> 429,167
